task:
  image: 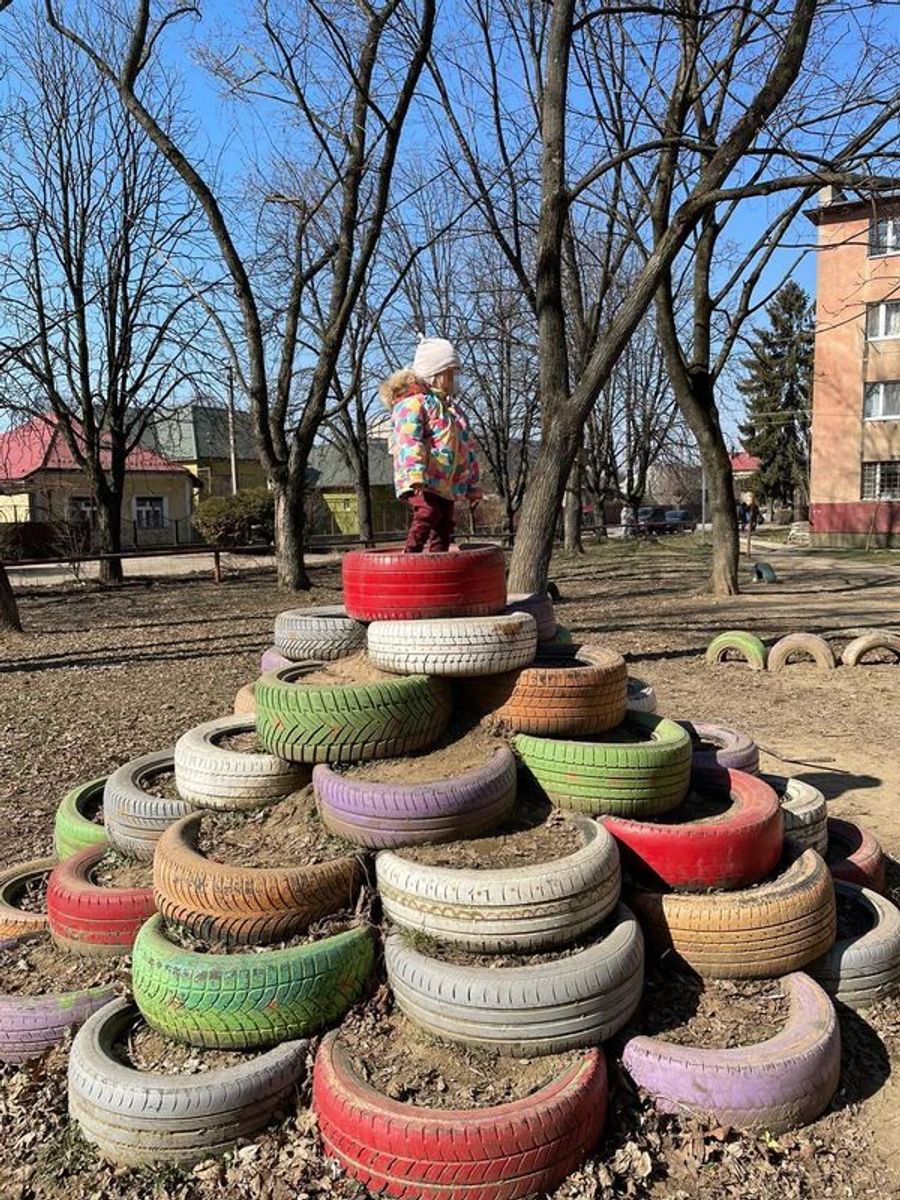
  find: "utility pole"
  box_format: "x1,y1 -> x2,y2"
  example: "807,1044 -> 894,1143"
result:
226,365 -> 239,496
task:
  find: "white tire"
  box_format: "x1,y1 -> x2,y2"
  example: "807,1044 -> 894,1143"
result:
274,606 -> 366,662
376,815 -> 620,952
385,904 -> 643,1055
174,716 -> 308,811
105,750 -> 192,861
808,881 -> 900,1009
763,773 -> 828,856
627,678 -> 657,713
366,613 -> 537,677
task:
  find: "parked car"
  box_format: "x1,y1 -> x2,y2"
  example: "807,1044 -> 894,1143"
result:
636,506 -> 670,535
665,509 -> 698,533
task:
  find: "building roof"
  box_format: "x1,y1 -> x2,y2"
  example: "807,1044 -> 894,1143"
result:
142,402 -> 258,463
307,440 -> 395,489
0,415 -> 188,483
730,451 -> 761,474
804,188 -> 900,226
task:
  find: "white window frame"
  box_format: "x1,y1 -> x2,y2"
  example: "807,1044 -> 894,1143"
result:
866,300 -> 900,341
68,496 -> 97,522
869,216 -> 900,258
133,495 -> 167,529
862,461 -> 900,500
863,380 -> 900,421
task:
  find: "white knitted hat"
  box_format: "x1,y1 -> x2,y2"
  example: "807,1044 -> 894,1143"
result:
412,336 -> 460,380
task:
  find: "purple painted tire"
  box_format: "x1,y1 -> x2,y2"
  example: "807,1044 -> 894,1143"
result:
0,935 -> 116,1063
622,972 -> 840,1133
678,720 -> 760,775
505,593 -> 557,642
313,747 -> 517,848
261,646 -> 294,673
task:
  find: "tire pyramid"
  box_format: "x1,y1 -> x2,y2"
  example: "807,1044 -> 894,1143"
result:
0,545 -> 897,1192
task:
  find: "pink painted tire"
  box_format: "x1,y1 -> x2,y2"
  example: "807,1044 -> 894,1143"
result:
261,646 -> 293,673
677,720 -> 760,775
826,817 -> 885,893
313,747 -> 517,849
504,592 -> 557,641
0,934 -> 116,1064
622,972 -> 840,1133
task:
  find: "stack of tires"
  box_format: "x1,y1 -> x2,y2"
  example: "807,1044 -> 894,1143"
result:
40,710 -> 365,1167
513,701 -> 893,1133
2,546 -> 899,1192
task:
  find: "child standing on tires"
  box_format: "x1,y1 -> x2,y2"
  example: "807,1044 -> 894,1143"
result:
379,337 -> 482,552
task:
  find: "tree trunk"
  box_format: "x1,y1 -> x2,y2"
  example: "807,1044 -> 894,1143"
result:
352,445 -> 374,543
0,563 -> 22,632
96,494 -> 124,586
508,407 -> 578,592
563,455 -> 584,553
274,480 -> 311,590
704,438 -> 740,596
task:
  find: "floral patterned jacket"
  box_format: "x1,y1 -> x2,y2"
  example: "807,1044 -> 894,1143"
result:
389,386 -> 482,502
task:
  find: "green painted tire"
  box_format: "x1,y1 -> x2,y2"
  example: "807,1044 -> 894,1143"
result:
516,714 -> 692,817
54,778 -> 108,861
705,631 -> 768,670
254,665 -> 452,765
131,915 -> 375,1049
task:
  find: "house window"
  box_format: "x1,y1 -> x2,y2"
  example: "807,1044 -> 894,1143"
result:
869,216 -> 900,257
135,496 -> 165,529
68,496 -> 97,523
866,301 -> 900,341
863,381 -> 900,420
862,461 -> 900,500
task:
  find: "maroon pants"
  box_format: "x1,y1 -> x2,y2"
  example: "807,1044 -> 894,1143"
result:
405,490 -> 455,552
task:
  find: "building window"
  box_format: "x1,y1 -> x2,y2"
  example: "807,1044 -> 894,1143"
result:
862,461 -> 900,500
135,496 -> 165,529
863,381 -> 900,420
68,496 -> 97,523
869,216 -> 900,257
866,300 -> 900,340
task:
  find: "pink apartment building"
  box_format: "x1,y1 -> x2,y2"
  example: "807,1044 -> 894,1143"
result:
808,189 -> 900,546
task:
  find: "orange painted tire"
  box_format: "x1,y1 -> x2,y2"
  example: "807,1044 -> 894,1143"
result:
153,812 -> 362,945
0,858 -> 54,941
460,645 -> 627,736
233,683 -> 256,715
46,843 -> 155,957
313,1031 -> 607,1200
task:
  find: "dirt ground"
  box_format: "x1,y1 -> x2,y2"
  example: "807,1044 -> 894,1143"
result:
1,539 -> 899,1199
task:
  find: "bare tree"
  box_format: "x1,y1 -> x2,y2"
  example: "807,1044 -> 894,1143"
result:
433,0 -> 900,593
584,315 -> 685,517
45,0 -> 435,590
0,11 -> 206,583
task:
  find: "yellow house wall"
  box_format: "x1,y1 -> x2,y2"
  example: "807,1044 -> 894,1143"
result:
183,458 -> 268,501
10,471 -> 194,523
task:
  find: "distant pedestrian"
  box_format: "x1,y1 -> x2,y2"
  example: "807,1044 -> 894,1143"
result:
379,337 -> 482,553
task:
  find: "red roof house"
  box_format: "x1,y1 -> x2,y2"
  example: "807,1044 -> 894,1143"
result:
0,415 -> 196,531
730,451 -> 761,475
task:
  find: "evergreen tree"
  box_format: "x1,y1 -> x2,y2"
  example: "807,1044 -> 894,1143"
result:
738,281 -> 814,512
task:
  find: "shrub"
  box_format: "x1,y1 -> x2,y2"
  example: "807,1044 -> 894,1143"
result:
192,489 -> 274,547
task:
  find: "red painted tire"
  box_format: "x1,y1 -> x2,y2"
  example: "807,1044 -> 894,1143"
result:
342,546 -> 506,621
313,1031 -> 607,1200
602,768 -> 783,890
827,817 -> 885,892
47,842 -> 156,956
